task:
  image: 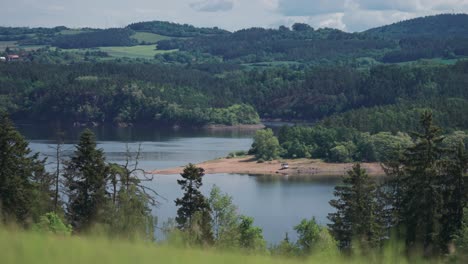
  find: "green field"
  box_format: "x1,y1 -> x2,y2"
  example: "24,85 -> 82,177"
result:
0,41 -> 17,50
0,228 -> 434,264
98,45 -> 176,59
58,29 -> 96,35
61,45 -> 177,59
131,32 -> 170,44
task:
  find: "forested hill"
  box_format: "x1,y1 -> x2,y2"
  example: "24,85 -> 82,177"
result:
2,14 -> 468,64
364,14 -> 468,39
126,21 -> 229,37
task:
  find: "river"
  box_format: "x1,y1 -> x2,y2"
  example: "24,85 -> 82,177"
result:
19,124 -> 338,244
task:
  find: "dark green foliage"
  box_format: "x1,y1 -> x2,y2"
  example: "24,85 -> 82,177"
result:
2,60 -> 468,129
64,129 -> 109,232
364,14 -> 468,39
157,27 -> 394,63
52,28 -> 138,49
175,164 -> 213,245
127,21 -> 229,37
0,113 -> 52,225
328,164 -> 385,250
391,112 -> 467,254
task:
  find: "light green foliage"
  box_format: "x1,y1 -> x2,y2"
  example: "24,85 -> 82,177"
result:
108,184 -> 155,241
97,45 -> 175,59
370,132 -> 412,162
270,233 -> 299,257
329,145 -> 351,163
251,129 -> 282,161
226,151 -> 248,159
32,212 -> 72,236
208,185 -> 240,248
209,104 -> 260,125
281,139 -> 312,159
294,218 -> 335,255
238,216 -> 267,253
131,32 -> 170,44
443,131 -> 468,150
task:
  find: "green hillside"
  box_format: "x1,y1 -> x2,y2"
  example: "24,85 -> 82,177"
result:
364,14 -> 468,39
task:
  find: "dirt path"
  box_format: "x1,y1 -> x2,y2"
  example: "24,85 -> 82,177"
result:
151,156 -> 385,176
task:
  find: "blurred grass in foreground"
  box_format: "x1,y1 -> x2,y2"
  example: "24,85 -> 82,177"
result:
0,228 -> 440,264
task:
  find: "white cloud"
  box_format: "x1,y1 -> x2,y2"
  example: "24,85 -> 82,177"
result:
190,0 -> 234,12
0,0 -> 467,32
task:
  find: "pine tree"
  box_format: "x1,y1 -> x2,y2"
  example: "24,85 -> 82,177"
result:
399,112 -> 445,254
0,113 -> 52,225
175,164 -> 213,244
64,129 -> 109,232
328,163 -> 384,250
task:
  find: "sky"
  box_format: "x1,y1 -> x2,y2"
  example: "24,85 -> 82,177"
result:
2,0 -> 468,32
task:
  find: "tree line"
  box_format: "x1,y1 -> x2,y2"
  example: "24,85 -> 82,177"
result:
1,61 -> 468,130
250,123 -> 467,163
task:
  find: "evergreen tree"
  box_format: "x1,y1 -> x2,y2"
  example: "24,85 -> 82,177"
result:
0,113 -> 52,225
175,164 -> 213,245
328,163 -> 384,250
64,129 -> 109,232
399,112 -> 446,254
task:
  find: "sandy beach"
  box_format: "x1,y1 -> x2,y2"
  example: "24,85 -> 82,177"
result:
151,156 -> 385,176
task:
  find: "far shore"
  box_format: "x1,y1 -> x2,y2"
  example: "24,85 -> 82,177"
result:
151,156 -> 385,176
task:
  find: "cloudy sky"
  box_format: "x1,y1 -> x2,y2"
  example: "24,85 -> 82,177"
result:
2,0 -> 468,32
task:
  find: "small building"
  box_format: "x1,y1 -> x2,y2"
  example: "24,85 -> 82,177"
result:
7,54 -> 20,61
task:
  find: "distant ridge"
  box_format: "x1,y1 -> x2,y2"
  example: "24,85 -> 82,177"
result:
364,13 -> 468,39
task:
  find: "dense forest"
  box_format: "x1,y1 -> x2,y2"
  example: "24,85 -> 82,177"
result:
0,60 -> 467,129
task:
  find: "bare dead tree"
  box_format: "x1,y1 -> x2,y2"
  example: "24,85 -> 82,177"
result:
109,143 -> 164,206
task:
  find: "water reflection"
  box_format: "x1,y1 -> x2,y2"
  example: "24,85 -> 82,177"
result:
21,123 -> 339,244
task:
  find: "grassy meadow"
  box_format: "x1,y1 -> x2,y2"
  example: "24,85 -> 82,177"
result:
0,228 -> 442,264
131,32 -> 171,44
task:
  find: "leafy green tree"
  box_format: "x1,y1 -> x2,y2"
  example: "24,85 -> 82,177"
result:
328,164 -> 385,250
329,145 -> 351,163
208,185 -> 240,248
64,129 -> 109,232
270,233 -> 299,257
175,164 -> 213,245
294,218 -> 322,254
250,129 -> 282,161
238,216 -> 266,252
0,113 -> 52,225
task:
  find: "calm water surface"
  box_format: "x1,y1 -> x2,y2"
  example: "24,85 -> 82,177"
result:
19,124 -> 338,244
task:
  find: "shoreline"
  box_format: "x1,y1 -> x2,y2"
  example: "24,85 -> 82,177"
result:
151,156 -> 385,176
